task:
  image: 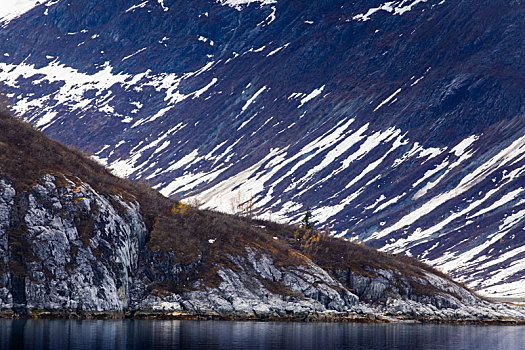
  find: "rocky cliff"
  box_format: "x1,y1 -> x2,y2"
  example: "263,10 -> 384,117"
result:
0,111 -> 523,323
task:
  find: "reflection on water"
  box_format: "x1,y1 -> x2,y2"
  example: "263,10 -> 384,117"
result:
0,319 -> 524,350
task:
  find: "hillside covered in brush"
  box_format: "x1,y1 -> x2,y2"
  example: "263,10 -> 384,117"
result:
0,109 -> 524,322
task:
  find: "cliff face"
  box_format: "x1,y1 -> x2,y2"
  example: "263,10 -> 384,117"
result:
0,113 -> 523,322
0,179 -> 14,310
0,174 -> 147,313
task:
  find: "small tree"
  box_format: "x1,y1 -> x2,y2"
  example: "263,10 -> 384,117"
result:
301,206 -> 313,230
187,197 -> 201,209
0,93 -> 9,113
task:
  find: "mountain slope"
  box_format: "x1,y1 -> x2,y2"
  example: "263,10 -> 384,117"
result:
0,0 -> 524,297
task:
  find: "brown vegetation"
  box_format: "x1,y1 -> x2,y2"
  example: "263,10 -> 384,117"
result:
0,109 -> 171,230
252,219 -> 461,298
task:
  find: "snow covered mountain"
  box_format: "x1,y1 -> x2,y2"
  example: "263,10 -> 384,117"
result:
0,0 -> 524,298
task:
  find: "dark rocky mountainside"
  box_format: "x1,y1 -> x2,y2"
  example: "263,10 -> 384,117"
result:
0,110 -> 524,322
0,0 -> 524,297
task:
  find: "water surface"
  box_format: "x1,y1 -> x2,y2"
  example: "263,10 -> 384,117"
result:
0,320 -> 524,350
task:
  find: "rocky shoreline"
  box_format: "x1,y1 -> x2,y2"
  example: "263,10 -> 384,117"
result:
2,309 -> 525,326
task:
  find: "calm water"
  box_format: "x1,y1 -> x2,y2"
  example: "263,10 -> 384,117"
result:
0,320 -> 524,350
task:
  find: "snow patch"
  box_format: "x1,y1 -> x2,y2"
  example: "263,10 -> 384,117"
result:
125,1 -> 148,13
157,0 -> 168,11
451,135 -> 479,157
374,88 -> 401,112
298,85 -> 325,108
353,0 -> 428,22
240,86 -> 266,114
258,6 -> 276,26
267,43 -> 290,56
0,0 -> 56,25
217,0 -> 277,11
122,47 -> 147,61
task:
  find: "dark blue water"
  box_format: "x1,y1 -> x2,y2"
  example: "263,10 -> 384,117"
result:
0,320 -> 524,350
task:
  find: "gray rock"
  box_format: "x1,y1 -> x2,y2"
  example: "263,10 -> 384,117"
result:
0,179 -> 14,310
3,175 -> 148,313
